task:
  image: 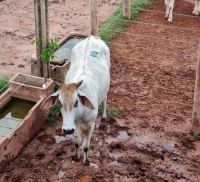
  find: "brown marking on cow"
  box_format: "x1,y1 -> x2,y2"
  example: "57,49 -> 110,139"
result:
59,83 -> 78,111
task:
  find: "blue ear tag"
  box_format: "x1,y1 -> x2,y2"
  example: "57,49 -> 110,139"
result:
90,51 -> 99,58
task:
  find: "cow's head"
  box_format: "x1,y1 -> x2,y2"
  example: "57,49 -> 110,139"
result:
41,80 -> 94,134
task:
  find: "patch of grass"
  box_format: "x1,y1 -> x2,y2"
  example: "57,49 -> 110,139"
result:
99,0 -> 151,42
0,76 -> 9,93
46,85 -> 61,125
98,104 -> 121,117
46,103 -> 61,125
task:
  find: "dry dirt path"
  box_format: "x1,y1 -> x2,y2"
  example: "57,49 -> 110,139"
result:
1,0 -> 200,182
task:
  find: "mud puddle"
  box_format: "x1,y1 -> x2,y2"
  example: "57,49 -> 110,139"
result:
37,127 -> 73,144
109,153 -> 124,167
58,170 -> 65,180
92,130 -> 129,146
135,135 -> 174,152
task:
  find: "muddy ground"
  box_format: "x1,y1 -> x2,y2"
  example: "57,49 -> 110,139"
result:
1,0 -> 200,181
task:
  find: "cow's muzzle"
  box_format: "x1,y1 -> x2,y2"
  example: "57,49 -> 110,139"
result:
63,128 -> 74,135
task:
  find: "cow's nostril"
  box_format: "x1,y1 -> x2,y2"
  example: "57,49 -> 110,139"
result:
63,129 -> 67,134
63,129 -> 74,134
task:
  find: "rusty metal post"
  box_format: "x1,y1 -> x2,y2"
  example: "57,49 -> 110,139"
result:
89,0 -> 98,36
33,0 -> 50,79
123,0 -> 131,19
192,39 -> 200,136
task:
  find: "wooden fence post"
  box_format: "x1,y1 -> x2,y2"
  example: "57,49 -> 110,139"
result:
32,0 -> 42,77
123,0 -> 131,19
33,0 -> 50,79
90,0 -> 98,36
192,39 -> 200,136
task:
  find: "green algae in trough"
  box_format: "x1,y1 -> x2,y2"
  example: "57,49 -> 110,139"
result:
0,98 -> 35,141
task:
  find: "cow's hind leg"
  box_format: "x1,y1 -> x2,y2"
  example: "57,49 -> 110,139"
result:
164,0 -> 170,19
82,122 -> 95,165
99,97 -> 107,131
193,1 -> 200,16
72,125 -> 82,161
168,6 -> 173,22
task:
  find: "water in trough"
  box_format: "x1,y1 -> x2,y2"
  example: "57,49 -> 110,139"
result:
54,37 -> 85,59
0,97 -> 35,141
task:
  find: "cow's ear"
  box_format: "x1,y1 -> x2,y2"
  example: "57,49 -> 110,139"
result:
41,91 -> 59,109
78,91 -> 94,110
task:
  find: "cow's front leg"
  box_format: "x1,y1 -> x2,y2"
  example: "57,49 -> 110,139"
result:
99,98 -> 107,131
72,125 -> 82,161
82,122 -> 95,165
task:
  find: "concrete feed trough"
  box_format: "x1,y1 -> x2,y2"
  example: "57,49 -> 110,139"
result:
9,73 -> 54,102
0,74 -> 54,167
51,32 -> 87,83
31,32 -> 87,83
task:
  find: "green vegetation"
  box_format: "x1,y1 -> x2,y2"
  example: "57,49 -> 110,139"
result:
31,37 -> 60,62
46,103 -> 61,125
46,85 -> 61,125
0,76 -> 9,93
99,0 -> 151,42
98,104 -> 121,117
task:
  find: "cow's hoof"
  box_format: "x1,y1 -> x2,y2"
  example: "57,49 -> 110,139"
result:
192,13 -> 199,16
192,11 -> 197,16
99,123 -> 107,131
71,155 -> 80,162
83,159 -> 90,166
99,118 -> 107,131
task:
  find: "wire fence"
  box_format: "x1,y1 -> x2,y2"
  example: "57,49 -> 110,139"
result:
0,0 -> 199,123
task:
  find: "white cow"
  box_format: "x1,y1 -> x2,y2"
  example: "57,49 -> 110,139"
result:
41,36 -> 110,165
164,0 -> 200,23
192,0 -> 200,15
164,0 -> 175,23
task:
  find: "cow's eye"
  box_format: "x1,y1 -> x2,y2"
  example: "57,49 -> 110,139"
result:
74,100 -> 78,107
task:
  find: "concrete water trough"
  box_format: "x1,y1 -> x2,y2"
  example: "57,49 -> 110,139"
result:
0,74 -> 54,167
51,32 -> 87,83
31,32 -> 87,83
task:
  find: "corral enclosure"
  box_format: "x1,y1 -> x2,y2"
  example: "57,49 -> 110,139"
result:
0,0 -> 200,181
